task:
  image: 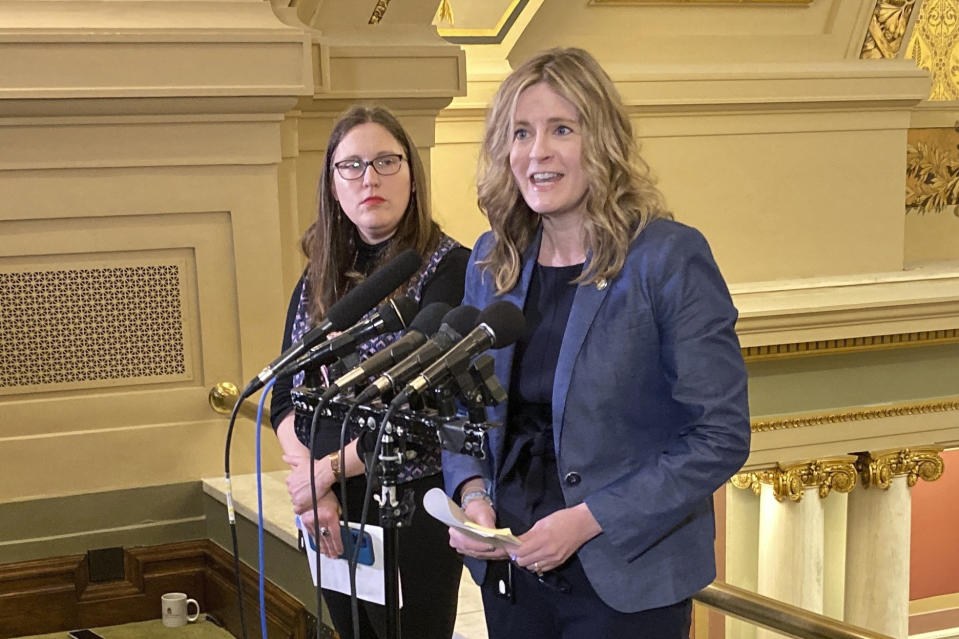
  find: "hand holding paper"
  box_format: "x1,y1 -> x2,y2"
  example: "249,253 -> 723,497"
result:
423,487 -> 520,547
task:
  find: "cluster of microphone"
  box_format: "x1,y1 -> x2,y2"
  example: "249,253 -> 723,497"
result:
242,249 -> 525,414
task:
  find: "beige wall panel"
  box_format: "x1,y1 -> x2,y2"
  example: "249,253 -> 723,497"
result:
0,419 -> 273,503
1,166 -> 289,500
0,42 -> 310,98
326,52 -> 466,98
279,116 -> 307,290
0,0 -> 303,30
433,110 -> 912,281
0,119 -> 282,170
510,0 -> 869,66
643,128 -> 906,281
905,212 -> 959,263
430,140 -> 486,247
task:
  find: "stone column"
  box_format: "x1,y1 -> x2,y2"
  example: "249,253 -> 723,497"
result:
733,457 -> 857,639
845,447 -> 945,639
725,478 -> 761,639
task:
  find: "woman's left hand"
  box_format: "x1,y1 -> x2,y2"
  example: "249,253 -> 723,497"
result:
285,453 -> 334,515
513,503 -> 602,574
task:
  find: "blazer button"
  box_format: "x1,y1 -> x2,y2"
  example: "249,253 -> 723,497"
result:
564,472 -> 582,486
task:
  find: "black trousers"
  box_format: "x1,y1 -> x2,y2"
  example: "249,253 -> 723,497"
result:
481,556 -> 691,639
322,473 -> 462,639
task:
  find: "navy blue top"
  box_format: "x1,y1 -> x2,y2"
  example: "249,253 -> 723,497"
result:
496,261 -> 583,535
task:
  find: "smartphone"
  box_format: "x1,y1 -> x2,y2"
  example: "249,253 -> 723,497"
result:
69,630 -> 105,639
338,525 -> 375,566
300,523 -> 375,566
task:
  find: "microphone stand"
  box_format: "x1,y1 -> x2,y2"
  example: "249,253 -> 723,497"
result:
373,427 -> 413,639
293,356 -> 506,639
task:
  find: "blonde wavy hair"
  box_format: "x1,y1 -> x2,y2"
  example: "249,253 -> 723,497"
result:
476,47 -> 671,294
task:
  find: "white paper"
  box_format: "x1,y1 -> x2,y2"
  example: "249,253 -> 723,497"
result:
296,516 -> 401,607
422,487 -> 520,547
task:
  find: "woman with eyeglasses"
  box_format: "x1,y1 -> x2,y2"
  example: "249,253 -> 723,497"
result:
270,105 -> 468,639
443,48 -> 750,638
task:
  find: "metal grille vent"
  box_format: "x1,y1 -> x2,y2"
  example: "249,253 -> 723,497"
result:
0,265 -> 186,388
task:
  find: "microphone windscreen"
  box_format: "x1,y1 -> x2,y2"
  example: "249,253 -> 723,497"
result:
409,302 -> 451,335
391,296 -> 419,330
477,301 -> 526,348
325,249 -> 423,330
379,296 -> 418,334
442,305 -> 481,337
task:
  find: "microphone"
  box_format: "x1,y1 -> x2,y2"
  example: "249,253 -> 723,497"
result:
241,249 -> 422,396
354,304 -> 480,404
277,296 -> 418,378
392,301 -> 525,406
320,302 -> 452,401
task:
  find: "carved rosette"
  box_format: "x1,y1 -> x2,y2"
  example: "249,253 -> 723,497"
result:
856,447 -> 945,489
731,457 -> 858,502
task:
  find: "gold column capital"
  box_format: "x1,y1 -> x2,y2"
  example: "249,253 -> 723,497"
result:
855,447 -> 945,489
731,456 -> 858,502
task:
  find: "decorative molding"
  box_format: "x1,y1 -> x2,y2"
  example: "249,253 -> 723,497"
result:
588,0 -> 811,4
741,329 -> 959,361
861,0 -> 919,59
731,457 -> 858,502
730,261 -> 959,351
907,0 -> 959,100
855,447 -> 946,489
751,398 -> 959,433
368,0 -> 393,25
438,0 -> 531,44
906,127 -> 959,216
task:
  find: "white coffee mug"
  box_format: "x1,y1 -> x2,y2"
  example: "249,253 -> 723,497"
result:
161,592 -> 200,628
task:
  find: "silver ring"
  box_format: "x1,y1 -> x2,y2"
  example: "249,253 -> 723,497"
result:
319,527 -> 330,537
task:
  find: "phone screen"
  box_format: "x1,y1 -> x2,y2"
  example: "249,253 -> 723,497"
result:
69,630 -> 105,639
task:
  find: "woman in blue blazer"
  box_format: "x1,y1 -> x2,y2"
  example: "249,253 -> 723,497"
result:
443,48 -> 751,638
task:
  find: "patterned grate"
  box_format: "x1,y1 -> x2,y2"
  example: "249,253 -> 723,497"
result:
0,265 -> 186,388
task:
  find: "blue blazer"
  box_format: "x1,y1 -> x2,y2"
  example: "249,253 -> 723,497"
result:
443,218 -> 750,613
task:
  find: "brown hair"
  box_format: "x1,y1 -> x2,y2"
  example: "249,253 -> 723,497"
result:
301,105 -> 441,320
476,47 -> 671,293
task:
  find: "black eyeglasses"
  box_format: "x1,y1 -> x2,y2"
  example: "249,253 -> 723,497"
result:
333,154 -> 405,180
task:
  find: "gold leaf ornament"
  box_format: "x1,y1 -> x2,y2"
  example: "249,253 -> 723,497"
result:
437,0 -> 454,25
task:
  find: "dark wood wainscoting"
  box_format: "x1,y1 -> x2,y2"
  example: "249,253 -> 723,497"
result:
0,539 -> 334,639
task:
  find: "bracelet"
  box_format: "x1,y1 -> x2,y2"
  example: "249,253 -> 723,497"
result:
460,489 -> 492,510
329,451 -> 342,482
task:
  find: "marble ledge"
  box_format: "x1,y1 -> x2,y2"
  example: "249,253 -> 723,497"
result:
730,261 -> 959,347
203,471 -> 299,549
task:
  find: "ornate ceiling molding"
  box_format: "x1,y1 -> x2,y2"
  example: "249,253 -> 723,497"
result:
750,398 -> 959,433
